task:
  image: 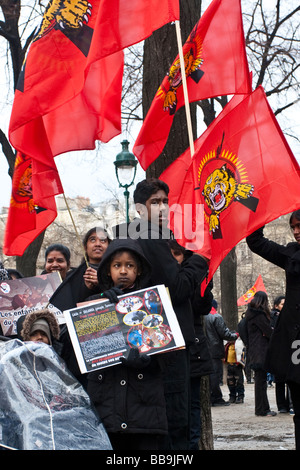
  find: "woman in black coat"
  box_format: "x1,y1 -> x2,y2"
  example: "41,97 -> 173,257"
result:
247,212 -> 300,448
245,291 -> 275,417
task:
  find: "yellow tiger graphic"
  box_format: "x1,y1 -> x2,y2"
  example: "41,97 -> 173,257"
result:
35,0 -> 92,40
202,164 -> 254,233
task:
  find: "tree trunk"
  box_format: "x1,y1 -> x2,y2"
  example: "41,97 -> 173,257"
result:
220,248 -> 238,330
142,0 -> 214,451
199,375 -> 214,450
143,0 -> 201,177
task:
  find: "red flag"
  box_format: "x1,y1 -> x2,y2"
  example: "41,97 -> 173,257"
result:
3,153 -> 63,256
91,0 -> 179,59
160,86 -> 300,293
237,275 -> 267,306
133,0 -> 251,170
9,1 -> 125,165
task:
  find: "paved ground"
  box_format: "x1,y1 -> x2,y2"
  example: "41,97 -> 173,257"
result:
211,382 -> 296,450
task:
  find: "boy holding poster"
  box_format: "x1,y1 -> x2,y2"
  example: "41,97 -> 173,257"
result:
86,238 -> 169,451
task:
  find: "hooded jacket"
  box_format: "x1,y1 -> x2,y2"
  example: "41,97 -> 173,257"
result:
20,309 -> 60,344
87,238 -> 168,437
96,237 -> 152,292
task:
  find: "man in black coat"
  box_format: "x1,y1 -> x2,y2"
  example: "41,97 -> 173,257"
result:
246,214 -> 300,449
113,178 -> 209,450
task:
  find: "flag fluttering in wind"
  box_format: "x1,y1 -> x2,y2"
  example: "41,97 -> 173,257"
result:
3,153 -> 63,256
237,275 -> 267,306
9,1 -> 125,162
133,0 -> 251,170
160,86 -> 300,294
91,0 -> 180,59
5,0 -> 180,256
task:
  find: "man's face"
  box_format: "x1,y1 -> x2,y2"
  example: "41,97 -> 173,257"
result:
138,190 -> 169,227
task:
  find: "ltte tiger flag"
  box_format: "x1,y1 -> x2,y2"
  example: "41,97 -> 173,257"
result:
133,0 -> 251,170
8,1 -> 125,164
9,0 -> 179,160
237,275 -> 267,306
3,153 -> 63,256
160,86 -> 300,294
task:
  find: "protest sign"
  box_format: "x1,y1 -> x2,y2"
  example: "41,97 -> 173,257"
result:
0,272 -> 62,336
64,284 -> 185,373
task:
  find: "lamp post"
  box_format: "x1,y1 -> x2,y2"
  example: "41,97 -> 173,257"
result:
114,140 -> 137,223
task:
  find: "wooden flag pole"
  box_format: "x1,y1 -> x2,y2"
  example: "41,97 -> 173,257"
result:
175,20 -> 195,158
63,193 -> 89,267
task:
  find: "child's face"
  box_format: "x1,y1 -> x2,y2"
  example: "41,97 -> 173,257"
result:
109,251 -> 141,289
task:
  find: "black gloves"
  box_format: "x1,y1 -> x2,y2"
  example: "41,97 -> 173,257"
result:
101,286 -> 124,303
120,347 -> 151,369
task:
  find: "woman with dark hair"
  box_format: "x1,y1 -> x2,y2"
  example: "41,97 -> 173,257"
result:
247,211 -> 300,447
245,291 -> 275,417
49,227 -> 111,312
48,227 -> 111,387
44,243 -> 71,280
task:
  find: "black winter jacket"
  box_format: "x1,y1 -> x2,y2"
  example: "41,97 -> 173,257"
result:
244,306 -> 272,371
113,220 -> 209,346
48,262 -> 99,387
86,239 -> 168,436
204,313 -> 238,359
247,227 -> 300,383
189,276 -> 213,378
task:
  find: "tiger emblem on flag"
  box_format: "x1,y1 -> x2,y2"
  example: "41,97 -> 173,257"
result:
202,164 -> 255,234
156,21 -> 204,114
198,135 -> 259,239
34,0 -> 92,41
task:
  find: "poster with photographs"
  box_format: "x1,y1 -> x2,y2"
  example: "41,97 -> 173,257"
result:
64,285 -> 185,373
0,273 -> 63,336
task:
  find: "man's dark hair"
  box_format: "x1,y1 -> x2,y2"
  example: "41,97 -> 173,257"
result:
133,178 -> 169,204
289,210 -> 300,224
273,295 -> 285,309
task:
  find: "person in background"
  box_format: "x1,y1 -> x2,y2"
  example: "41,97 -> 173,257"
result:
224,335 -> 245,404
168,239 -> 213,449
247,214 -> 300,448
7,269 -> 24,279
49,227 -> 111,313
18,308 -> 61,349
205,300 -> 238,406
244,291 -> 276,417
269,295 -> 293,414
270,295 -> 285,329
43,244 -> 72,281
49,227 -> 111,387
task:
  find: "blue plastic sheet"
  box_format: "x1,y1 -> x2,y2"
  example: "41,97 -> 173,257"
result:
0,339 -> 112,450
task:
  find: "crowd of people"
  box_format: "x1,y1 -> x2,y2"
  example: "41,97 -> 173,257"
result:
0,177 -> 299,451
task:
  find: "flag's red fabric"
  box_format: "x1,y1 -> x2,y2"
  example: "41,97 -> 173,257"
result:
133,0 -> 251,170
91,0 -> 179,59
160,86 -> 300,294
3,153 -> 63,256
9,1 -> 125,161
237,275 -> 267,306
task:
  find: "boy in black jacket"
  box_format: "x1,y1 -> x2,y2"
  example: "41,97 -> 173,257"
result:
114,178 -> 209,450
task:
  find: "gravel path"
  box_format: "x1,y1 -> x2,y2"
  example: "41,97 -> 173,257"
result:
211,382 -> 296,450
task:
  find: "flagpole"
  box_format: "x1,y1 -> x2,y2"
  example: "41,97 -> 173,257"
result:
175,20 -> 195,158
63,193 -> 89,267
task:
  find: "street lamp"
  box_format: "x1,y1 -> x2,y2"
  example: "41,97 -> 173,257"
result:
114,140 -> 137,223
